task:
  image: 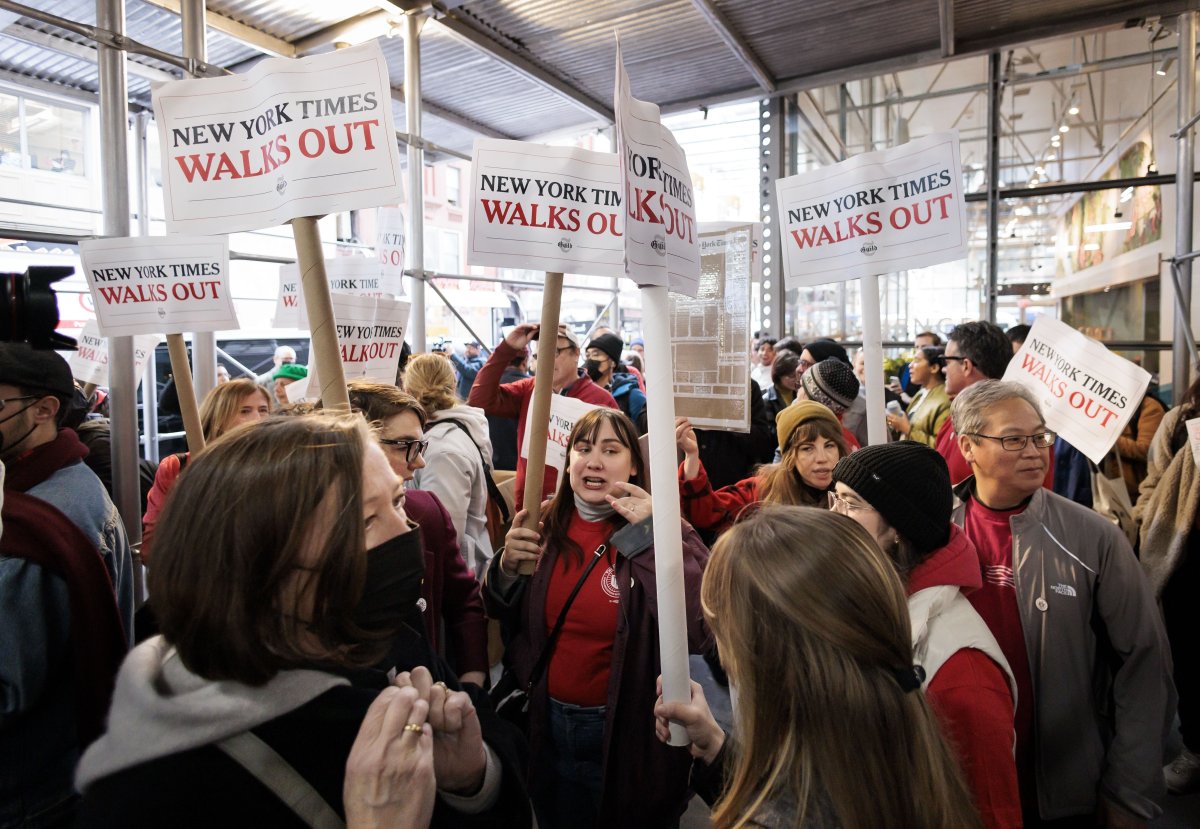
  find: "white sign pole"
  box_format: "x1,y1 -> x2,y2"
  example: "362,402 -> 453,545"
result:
861,275 -> 887,445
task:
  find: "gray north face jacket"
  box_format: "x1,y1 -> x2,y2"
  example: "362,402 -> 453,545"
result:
952,481 -> 1175,822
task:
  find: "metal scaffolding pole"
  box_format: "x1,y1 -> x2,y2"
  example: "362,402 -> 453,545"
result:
405,12 -> 427,352
1175,12 -> 1197,403
133,110 -> 158,462
985,51 -> 1001,324
183,0 -> 216,399
97,0 -> 141,561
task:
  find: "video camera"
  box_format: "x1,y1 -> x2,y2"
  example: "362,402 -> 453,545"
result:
0,265 -> 76,349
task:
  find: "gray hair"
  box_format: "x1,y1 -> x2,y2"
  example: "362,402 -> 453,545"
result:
951,380 -> 1044,438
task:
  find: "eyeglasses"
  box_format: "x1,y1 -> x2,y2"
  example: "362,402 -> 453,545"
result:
828,491 -> 876,514
379,437 -> 429,464
942,355 -> 966,363
798,358 -> 813,371
0,394 -> 37,412
966,431 -> 1056,451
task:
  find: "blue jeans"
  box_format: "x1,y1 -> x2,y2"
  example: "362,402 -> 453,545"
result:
533,698 -> 607,829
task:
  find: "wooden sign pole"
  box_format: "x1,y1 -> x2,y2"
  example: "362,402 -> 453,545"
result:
292,216 -> 351,412
165,333 -> 206,453
516,270 -> 564,576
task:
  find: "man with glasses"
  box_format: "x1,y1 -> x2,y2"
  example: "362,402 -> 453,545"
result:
951,380 -> 1173,829
468,322 -> 616,510
0,343 -> 133,827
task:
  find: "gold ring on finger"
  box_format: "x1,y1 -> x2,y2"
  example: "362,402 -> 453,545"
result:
433,681 -> 448,691
403,722 -> 423,734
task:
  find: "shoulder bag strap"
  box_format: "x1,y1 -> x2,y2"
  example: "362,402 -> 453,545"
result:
433,417 -> 511,525
526,542 -> 608,691
217,731 -> 345,829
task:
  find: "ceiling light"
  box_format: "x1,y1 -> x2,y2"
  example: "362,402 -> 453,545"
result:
1035,166 -> 1046,175
1047,153 -> 1057,160
1059,124 -> 1070,133
1068,104 -> 1080,116
1083,243 -> 1100,251
1051,136 -> 1061,146
1158,55 -> 1176,76
1119,186 -> 1134,203
1148,161 -> 1158,174
1084,221 -> 1132,233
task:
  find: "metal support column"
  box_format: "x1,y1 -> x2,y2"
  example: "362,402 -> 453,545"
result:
404,12 -> 427,351
761,96 -> 784,337
1175,12 -> 1197,403
97,0 -> 141,557
183,0 -> 216,398
133,110 -> 157,462
985,51 -> 1001,324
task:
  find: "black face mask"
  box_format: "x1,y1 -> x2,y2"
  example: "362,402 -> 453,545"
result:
0,398 -> 41,456
585,359 -> 605,383
352,528 -> 425,637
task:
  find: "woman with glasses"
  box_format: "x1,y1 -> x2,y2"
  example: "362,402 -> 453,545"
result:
677,401 -> 848,536
345,381 -> 489,688
404,353 -> 496,579
829,442 -> 1020,829
887,346 -> 951,447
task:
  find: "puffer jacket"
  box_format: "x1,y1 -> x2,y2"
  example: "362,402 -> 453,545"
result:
952,481 -> 1174,821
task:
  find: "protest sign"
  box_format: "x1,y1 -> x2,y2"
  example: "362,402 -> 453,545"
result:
776,132 -> 968,287
68,321 -> 159,388
1187,418 -> 1200,469
670,223 -> 756,431
1003,315 -> 1150,464
296,293 -> 410,400
520,394 -> 604,475
273,258 -> 388,328
468,139 -> 623,277
614,42 -> 700,296
80,235 -> 237,337
153,40 -> 403,235
376,207 -> 407,295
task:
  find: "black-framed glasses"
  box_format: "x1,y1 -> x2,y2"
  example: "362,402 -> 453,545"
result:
942,355 -> 966,362
966,431 -> 1056,451
379,437 -> 429,464
0,394 -> 37,412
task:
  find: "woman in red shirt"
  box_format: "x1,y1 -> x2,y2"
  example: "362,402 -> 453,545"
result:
484,408 -> 710,829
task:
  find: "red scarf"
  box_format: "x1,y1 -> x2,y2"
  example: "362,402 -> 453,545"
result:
3,427 -> 89,493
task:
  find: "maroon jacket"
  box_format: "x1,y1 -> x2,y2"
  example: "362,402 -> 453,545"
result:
483,516 -> 711,828
404,488 -> 488,678
467,340 -> 617,510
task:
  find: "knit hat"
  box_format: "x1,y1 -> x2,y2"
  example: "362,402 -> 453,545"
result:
775,400 -> 842,453
803,339 -> 849,365
0,342 -> 76,403
832,442 -> 952,554
273,363 -> 308,382
801,358 -> 859,414
587,333 -> 625,366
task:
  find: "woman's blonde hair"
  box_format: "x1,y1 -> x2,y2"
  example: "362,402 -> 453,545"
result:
702,506 -> 981,829
403,353 -> 459,415
756,417 -> 848,507
199,378 -> 271,441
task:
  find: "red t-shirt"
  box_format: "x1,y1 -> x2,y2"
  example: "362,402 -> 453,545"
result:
962,497 -> 1036,804
544,512 -> 619,706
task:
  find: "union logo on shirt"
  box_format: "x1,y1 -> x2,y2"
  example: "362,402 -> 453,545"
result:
600,566 -> 620,603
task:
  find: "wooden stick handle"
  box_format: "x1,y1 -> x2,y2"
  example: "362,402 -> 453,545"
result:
166,333 -> 206,454
292,216 -> 351,412
516,271 -> 564,576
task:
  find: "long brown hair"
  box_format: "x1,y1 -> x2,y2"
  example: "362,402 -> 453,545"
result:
756,417 -> 848,506
703,506 -> 982,829
541,408 -> 645,567
199,378 -> 271,441
150,413 -> 388,685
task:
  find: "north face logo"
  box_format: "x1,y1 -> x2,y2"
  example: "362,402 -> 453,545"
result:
1050,583 -> 1077,597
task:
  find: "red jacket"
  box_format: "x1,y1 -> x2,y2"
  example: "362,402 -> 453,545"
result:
936,416 -> 1054,488
141,452 -> 187,563
908,526 -> 1022,829
403,489 -> 489,678
468,340 -> 617,510
678,459 -> 761,535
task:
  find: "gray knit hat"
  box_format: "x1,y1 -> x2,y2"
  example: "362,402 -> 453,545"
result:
801,357 -> 859,414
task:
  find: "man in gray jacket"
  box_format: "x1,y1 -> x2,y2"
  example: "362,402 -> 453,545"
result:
950,380 -> 1174,828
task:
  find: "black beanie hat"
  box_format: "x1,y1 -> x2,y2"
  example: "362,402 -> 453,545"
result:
832,442 -> 952,554
588,333 -> 625,366
803,339 -> 849,365
801,357 -> 859,413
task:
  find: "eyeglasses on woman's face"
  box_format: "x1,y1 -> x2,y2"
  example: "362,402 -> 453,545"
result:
379,436 -> 429,464
828,491 -> 876,514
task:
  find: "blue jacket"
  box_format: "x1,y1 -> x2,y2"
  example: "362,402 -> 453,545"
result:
609,371 -> 647,433
452,353 -> 486,401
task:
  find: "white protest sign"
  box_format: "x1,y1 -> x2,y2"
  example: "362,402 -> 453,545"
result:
81,235 -> 237,337
1003,315 -> 1151,464
300,294 -> 410,399
68,320 -> 159,388
1187,418 -> 1200,469
468,139 -> 623,277
153,40 -> 403,235
776,131 -> 968,287
376,206 -> 407,295
614,41 -> 700,296
520,394 -> 605,474
273,258 -> 388,328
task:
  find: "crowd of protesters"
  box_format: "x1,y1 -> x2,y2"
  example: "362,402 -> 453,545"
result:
0,313 -> 1191,829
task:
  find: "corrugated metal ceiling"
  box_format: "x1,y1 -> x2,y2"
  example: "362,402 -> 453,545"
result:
0,0 -> 1188,155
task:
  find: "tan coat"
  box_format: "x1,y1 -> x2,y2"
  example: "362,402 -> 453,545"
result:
1105,395 -> 1165,498
1133,406 -> 1199,596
